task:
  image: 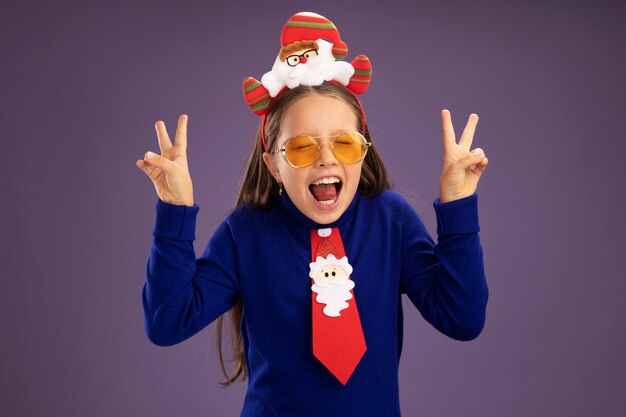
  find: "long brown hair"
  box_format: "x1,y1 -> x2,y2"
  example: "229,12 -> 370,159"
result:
215,81 -> 392,386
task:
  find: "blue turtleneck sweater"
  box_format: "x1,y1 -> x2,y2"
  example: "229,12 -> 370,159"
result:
142,190 -> 488,416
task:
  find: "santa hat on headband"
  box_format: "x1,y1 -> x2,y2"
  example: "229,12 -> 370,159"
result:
280,12 -> 349,60
242,11 -> 372,116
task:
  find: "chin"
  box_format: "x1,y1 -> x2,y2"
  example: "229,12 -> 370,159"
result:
308,209 -> 342,225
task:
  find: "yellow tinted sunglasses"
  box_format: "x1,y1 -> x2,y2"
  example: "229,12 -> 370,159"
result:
271,132 -> 371,168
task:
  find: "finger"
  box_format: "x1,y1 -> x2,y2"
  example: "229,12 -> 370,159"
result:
174,114 -> 188,150
136,158 -> 162,183
143,151 -> 175,174
136,159 -> 148,173
139,153 -> 160,175
461,148 -> 485,170
459,113 -> 479,148
155,120 -> 173,154
469,157 -> 488,179
477,156 -> 488,170
441,109 -> 456,152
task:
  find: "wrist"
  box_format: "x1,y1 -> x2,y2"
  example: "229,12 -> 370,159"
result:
439,193 -> 473,204
180,199 -> 195,207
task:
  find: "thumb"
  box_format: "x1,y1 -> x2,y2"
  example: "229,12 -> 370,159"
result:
144,151 -> 176,172
463,148 -> 485,168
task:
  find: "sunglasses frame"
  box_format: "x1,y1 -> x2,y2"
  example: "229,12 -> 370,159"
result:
271,132 -> 372,168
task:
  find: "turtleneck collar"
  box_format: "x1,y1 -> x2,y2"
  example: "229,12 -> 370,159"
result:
278,191 -> 360,229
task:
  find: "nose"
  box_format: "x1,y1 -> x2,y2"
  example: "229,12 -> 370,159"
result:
316,141 -> 337,167
300,56 -> 308,64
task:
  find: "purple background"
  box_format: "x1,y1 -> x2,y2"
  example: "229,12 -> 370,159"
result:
3,0 -> 626,416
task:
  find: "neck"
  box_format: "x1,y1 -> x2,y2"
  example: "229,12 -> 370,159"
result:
278,191 -> 360,229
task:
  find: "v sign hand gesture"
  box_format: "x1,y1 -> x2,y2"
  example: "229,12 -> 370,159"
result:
438,109 -> 489,203
136,114 -> 195,207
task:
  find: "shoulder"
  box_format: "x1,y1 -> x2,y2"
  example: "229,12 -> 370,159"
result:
361,189 -> 414,217
203,204 -> 271,248
220,202 -> 279,232
360,190 -> 429,233
223,203 -> 263,224
357,190 -> 420,231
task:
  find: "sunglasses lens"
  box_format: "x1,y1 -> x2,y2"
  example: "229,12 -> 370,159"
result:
284,135 -> 318,167
333,133 -> 368,164
282,133 -> 369,167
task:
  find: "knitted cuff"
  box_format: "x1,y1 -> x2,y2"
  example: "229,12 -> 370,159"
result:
433,193 -> 480,237
152,198 -> 200,241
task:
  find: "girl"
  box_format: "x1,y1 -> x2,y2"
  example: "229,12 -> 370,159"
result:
135,12 -> 489,417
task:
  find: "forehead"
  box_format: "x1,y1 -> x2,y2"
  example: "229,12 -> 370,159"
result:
280,94 -> 358,137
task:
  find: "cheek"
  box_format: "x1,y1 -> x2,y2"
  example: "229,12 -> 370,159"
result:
279,166 -> 309,191
346,164 -> 364,187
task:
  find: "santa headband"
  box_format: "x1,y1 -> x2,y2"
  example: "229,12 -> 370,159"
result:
241,11 -> 372,152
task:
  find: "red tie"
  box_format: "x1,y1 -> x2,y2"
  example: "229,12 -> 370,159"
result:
310,227 -> 367,385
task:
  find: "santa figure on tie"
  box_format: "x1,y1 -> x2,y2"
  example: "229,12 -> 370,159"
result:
309,230 -> 356,317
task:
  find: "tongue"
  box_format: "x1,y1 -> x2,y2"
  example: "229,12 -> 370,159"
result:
311,183 -> 337,201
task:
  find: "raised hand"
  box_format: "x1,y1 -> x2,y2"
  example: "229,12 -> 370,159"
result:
136,114 -> 195,206
438,109 -> 489,203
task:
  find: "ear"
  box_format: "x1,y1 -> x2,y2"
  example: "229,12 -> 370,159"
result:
262,152 -> 281,182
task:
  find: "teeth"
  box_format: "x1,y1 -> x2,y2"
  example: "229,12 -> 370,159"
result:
312,176 -> 340,185
319,198 -> 337,205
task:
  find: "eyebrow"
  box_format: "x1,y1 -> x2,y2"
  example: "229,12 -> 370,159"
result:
296,129 -> 351,137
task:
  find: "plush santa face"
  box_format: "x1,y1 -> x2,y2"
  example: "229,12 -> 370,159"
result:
270,39 -> 336,88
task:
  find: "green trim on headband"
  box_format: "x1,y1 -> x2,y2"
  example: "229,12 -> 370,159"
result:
244,81 -> 262,93
252,99 -> 272,112
249,93 -> 270,106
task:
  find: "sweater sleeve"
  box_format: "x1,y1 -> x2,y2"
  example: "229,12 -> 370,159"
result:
141,198 -> 240,346
399,193 -> 489,341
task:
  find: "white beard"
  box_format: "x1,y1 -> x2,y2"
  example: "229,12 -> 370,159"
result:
261,39 -> 355,97
311,280 -> 355,317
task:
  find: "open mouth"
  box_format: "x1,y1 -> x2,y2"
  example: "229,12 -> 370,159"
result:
308,176 -> 343,206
